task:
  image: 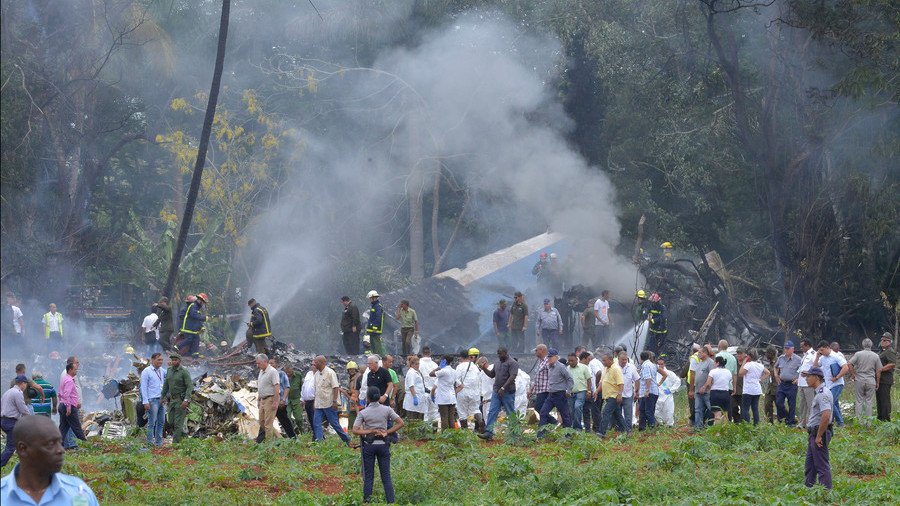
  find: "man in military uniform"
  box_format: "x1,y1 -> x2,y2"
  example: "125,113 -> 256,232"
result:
161,353 -> 193,443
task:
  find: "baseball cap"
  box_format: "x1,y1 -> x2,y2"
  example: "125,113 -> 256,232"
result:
169,353 -> 182,360
882,332 -> 893,341
14,375 -> 28,384
543,298 -> 551,304
803,367 -> 825,379
548,348 -> 559,356
784,340 -> 795,348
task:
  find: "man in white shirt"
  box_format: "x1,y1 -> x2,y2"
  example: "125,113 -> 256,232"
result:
312,355 -> 351,444
430,358 -> 458,431
141,310 -> 160,356
300,369 -> 316,433
256,354 -> 281,441
4,293 -> 25,341
418,347 -> 439,423
580,350 -> 604,433
455,349 -> 482,430
41,304 -> 64,346
618,351 -> 639,433
139,353 -> 166,446
593,290 -> 612,346
796,339 -> 817,426
814,340 -> 849,427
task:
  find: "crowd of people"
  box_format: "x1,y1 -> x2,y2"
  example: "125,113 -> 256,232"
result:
2,282 -> 898,503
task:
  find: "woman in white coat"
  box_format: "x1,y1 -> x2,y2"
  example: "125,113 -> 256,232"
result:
655,355 -> 681,427
403,355 -> 428,420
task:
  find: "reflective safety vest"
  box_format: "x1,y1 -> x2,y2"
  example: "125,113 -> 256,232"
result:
366,300 -> 384,335
250,305 -> 272,338
178,302 -> 205,335
42,312 -> 64,338
648,303 -> 667,334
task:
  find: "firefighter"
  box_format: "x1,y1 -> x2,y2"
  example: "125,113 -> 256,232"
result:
175,293 -> 207,359
647,292 -> 668,354
660,241 -> 674,261
365,291 -> 386,356
633,290 -> 650,325
247,298 -> 273,355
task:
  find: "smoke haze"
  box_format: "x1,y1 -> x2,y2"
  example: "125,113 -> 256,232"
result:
242,11 -> 640,335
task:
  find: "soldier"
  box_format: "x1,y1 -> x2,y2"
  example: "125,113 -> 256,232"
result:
161,353 -> 193,443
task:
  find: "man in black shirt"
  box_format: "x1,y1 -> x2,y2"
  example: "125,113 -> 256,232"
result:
340,296 -> 361,355
365,355 -> 394,405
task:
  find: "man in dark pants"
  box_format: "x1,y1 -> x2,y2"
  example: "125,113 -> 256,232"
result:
876,333 -> 896,421
537,348 -> 573,437
508,292 -> 529,354
352,387 -> 404,504
529,344 -> 557,426
775,341 -> 802,425
269,358 -> 297,439
340,296 -> 361,355
803,366 -> 833,490
153,296 -> 175,351
1,376 -> 31,466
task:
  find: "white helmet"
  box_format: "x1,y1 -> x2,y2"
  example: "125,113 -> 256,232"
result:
367,290 -> 379,298
549,253 -> 558,259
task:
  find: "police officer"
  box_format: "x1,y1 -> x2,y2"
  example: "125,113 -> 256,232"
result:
802,366 -> 833,490
352,386 -> 404,504
247,298 -> 273,355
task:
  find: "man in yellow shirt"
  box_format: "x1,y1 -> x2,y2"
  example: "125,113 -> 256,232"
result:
598,353 -> 625,438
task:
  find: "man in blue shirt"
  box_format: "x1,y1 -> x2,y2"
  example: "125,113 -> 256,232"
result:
638,350 -> 659,430
1,415 -> 99,505
268,358 -> 297,439
140,353 -> 166,447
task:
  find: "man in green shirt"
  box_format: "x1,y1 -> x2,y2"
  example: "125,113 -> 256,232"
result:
161,353 -> 193,443
284,363 -> 306,434
567,352 -> 593,431
29,374 -> 57,416
395,300 -> 419,357
509,292 -> 529,353
383,355 -> 401,410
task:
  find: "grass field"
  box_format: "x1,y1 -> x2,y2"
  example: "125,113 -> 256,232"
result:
6,392 -> 900,505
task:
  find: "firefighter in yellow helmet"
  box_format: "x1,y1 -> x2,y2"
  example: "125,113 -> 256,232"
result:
660,241 -> 674,261
633,289 -> 650,325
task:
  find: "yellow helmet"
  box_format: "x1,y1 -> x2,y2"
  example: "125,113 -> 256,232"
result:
346,361 -> 359,370
660,242 -> 673,249
636,290 -> 647,299
468,347 -> 480,356
124,345 -> 135,355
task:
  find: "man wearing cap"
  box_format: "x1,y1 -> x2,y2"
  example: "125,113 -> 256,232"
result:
848,338 -> 882,422
455,349 -> 482,431
284,363 -> 307,433
876,333 -> 896,421
161,353 -> 193,443
493,300 -> 510,351
340,296 -> 361,355
536,299 -> 563,351
537,348 -> 573,437
509,292 -> 529,354
342,361 -> 361,430
774,341 -> 803,426
1,376 -> 31,467
802,366 -> 833,489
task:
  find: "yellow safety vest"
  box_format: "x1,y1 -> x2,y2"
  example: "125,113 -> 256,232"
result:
42,312 -> 64,338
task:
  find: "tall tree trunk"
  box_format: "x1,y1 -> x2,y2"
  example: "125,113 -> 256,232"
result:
162,0 -> 231,298
408,110 -> 425,282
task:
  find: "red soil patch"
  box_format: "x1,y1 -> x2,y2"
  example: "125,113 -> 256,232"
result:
152,447 -> 174,456
78,462 -> 99,474
211,479 -> 282,496
302,477 -> 345,496
849,472 -> 885,482
124,478 -> 153,491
